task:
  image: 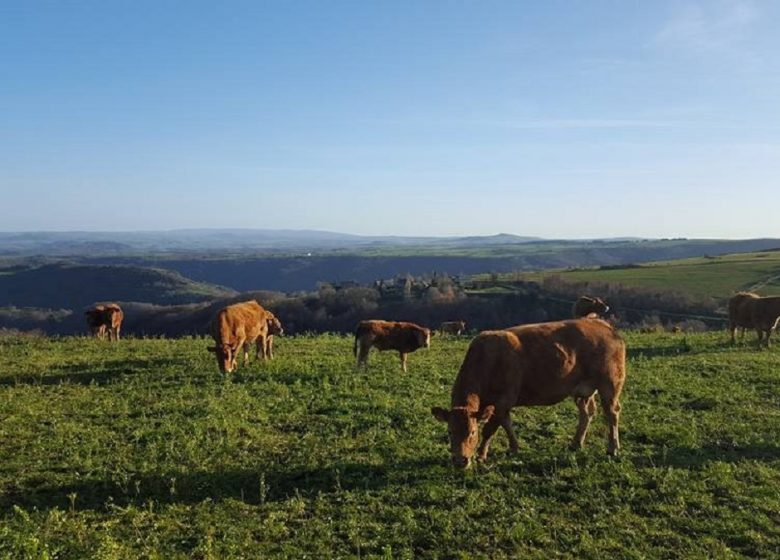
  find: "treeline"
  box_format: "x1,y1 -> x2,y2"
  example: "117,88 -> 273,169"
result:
0,273 -> 729,337
0,285 -> 559,337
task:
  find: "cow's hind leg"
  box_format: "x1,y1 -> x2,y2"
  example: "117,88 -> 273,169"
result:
599,384 -> 622,456
570,395 -> 597,450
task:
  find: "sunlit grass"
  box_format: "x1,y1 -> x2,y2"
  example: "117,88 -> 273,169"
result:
1,332 -> 779,558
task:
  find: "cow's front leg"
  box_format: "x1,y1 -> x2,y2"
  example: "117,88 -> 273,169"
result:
233,337 -> 246,370
255,336 -> 265,359
477,416 -> 502,461
500,413 -> 520,454
258,335 -> 268,359
399,352 -> 408,372
265,336 -> 274,359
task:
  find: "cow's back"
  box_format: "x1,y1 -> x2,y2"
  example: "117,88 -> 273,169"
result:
211,301 -> 267,345
456,319 -> 624,407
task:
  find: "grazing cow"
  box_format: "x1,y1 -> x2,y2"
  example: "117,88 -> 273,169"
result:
431,318 -> 626,468
728,292 -> 760,344
572,296 -> 609,319
440,321 -> 467,335
208,300 -> 276,373
740,295 -> 780,348
354,320 -> 433,372
84,303 -> 124,341
263,312 -> 284,360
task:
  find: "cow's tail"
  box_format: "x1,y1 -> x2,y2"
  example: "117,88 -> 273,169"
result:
353,332 -> 359,357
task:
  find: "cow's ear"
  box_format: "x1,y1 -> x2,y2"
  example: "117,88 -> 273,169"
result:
474,405 -> 495,423
207,346 -> 217,353
431,407 -> 449,423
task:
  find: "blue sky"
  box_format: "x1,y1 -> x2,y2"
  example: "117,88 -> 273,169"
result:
1,1 -> 779,237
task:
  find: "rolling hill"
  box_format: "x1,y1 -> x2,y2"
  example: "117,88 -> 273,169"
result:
0,263 -> 236,310
517,251 -> 780,301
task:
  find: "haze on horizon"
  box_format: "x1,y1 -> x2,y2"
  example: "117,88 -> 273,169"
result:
1,1 -> 779,239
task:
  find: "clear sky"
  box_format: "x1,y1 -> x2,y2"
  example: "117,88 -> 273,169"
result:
1,1 -> 779,238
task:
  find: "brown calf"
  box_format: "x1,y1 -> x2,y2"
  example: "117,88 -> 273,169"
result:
354,320 -> 432,372
208,300 -> 278,373
263,312 -> 284,359
84,303 -> 124,341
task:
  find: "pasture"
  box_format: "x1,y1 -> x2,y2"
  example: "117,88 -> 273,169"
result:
1,332 -> 780,559
519,251 -> 780,301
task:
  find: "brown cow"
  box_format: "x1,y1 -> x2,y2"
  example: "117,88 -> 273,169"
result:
84,303 -> 123,341
263,312 -> 284,360
431,318 -> 626,468
572,296 -> 609,319
738,294 -> 780,348
440,321 -> 467,335
728,291 -> 760,344
208,300 -> 277,373
354,320 -> 433,372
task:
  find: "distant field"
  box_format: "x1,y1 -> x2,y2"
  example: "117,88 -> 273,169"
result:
2,332 -> 780,558
517,251 -> 780,301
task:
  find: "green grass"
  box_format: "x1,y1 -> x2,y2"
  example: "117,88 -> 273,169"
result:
1,332 -> 780,559
518,251 -> 780,300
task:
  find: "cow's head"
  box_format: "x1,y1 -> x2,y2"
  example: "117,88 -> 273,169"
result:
417,327 -> 433,349
431,402 -> 495,469
592,297 -> 609,315
207,343 -> 235,373
582,296 -> 609,316
267,315 -> 284,336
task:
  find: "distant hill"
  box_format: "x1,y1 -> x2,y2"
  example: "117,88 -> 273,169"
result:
0,264 -> 236,310
81,238 -> 780,293
0,229 -> 541,256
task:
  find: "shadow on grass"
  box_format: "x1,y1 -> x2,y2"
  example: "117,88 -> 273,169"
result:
633,442 -> 780,470
0,358 -> 178,387
0,457 -> 444,514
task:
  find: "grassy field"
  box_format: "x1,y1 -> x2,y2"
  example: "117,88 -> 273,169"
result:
517,251 -> 780,301
2,332 -> 780,559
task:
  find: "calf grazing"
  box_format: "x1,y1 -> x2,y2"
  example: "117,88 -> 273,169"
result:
440,321 -> 467,335
728,292 -> 760,344
208,300 -> 277,373
572,296 -> 609,319
743,295 -> 780,348
354,320 -> 432,372
84,303 -> 124,341
263,312 -> 284,359
432,319 -> 626,468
